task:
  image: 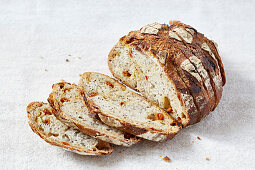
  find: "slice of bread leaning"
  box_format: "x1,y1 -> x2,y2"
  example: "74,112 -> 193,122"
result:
79,72 -> 181,142
27,102 -> 113,155
48,82 -> 141,147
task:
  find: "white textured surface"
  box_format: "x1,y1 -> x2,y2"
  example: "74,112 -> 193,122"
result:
0,0 -> 255,169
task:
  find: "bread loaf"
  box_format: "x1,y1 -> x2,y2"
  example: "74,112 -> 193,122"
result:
108,21 -> 225,126
27,102 -> 113,155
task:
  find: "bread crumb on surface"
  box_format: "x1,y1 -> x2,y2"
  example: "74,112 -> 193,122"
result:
197,136 -> 201,140
68,54 -> 71,56
206,157 -> 210,161
45,69 -> 48,72
78,56 -> 81,59
162,156 -> 171,162
39,56 -> 44,59
66,59 -> 70,62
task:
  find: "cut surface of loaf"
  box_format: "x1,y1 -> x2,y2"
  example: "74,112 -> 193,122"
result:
79,72 -> 181,142
108,42 -> 198,126
27,102 -> 113,155
48,82 -> 141,147
108,22 -> 225,126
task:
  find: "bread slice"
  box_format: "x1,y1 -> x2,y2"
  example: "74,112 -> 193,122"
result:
48,82 -> 141,147
79,72 -> 181,142
27,102 -> 113,155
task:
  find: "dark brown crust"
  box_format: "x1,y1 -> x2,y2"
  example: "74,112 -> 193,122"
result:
169,22 -> 223,110
80,72 -> 181,140
27,102 -> 113,155
165,65 -> 198,125
175,46 -> 213,120
170,46 -> 211,122
167,25 -> 216,113
160,50 -> 199,125
196,35 -> 223,109
48,82 -> 141,146
184,43 -> 219,112
170,21 -> 226,86
198,32 -> 226,86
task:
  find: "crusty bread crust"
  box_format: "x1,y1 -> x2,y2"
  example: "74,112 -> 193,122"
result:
168,46 -> 212,122
169,21 -> 226,86
168,21 -> 224,110
27,102 -> 113,155
79,72 -> 181,141
48,82 -> 141,147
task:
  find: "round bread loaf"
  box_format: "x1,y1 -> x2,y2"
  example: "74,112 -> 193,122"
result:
108,21 -> 226,127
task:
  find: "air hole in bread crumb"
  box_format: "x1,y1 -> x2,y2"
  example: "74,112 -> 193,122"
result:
123,71 -> 131,77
